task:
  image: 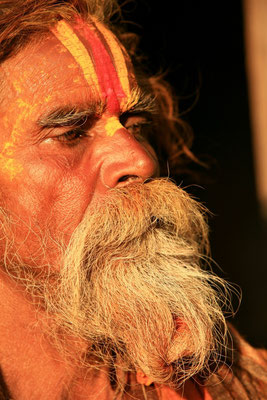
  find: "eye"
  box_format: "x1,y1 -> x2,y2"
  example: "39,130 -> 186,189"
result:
54,128 -> 88,147
123,116 -> 153,142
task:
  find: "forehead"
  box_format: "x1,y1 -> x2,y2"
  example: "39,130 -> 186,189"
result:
1,18 -> 137,114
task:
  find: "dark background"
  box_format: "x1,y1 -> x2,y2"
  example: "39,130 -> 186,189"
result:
126,0 -> 267,348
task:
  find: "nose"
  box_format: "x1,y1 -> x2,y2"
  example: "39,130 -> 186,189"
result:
99,126 -> 158,190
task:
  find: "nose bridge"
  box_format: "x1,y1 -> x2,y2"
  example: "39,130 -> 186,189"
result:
100,126 -> 158,189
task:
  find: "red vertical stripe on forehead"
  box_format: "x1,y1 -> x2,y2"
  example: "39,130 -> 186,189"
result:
73,17 -> 126,114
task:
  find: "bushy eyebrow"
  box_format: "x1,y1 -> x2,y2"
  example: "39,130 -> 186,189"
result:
122,88 -> 157,115
37,89 -> 156,129
37,102 -> 104,128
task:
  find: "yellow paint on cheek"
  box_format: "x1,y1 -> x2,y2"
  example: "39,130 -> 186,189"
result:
0,142 -> 23,180
51,21 -> 101,96
45,94 -> 53,103
105,116 -> 123,137
0,98 -> 37,180
13,80 -> 23,95
0,155 -> 23,180
2,142 -> 14,156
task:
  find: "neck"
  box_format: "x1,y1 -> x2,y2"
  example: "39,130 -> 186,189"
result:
0,271 -> 114,400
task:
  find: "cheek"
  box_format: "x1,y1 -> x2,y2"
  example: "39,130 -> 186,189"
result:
26,161 -> 92,229
2,156 -> 91,235
52,177 -> 91,229
0,164 -> 92,266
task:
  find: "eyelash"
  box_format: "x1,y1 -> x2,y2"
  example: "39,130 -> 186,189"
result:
55,128 -> 88,146
55,119 -> 152,147
126,121 -> 151,138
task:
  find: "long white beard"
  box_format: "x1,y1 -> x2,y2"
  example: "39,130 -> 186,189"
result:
39,178 -> 231,386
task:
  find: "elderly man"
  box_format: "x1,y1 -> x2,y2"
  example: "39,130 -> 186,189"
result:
0,0 -> 266,399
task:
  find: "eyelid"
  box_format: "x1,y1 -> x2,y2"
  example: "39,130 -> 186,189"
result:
121,112 -> 152,127
41,127 -> 90,148
126,117 -> 149,125
122,115 -> 153,144
43,113 -> 98,138
57,126 -> 89,140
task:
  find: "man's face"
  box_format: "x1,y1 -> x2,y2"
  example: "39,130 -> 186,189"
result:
0,18 -> 158,266
0,19 -> 228,384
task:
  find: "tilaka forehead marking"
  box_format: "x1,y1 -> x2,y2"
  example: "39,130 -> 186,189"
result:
105,116 -> 124,137
51,18 -> 134,116
93,20 -> 131,99
75,17 -> 131,101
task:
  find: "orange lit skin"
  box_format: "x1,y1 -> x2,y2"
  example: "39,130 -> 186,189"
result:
0,20 -> 158,266
136,370 -> 154,386
0,19 -> 159,399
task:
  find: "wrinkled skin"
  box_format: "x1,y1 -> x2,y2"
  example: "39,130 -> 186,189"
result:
0,21 -> 159,400
0,23 -> 158,267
